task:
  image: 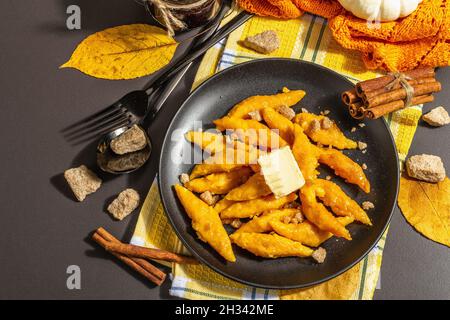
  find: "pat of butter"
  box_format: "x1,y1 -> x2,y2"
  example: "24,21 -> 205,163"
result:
257,146 -> 305,198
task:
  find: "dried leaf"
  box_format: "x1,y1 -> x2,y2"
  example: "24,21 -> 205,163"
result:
280,263 -> 360,300
398,176 -> 450,247
61,24 -> 178,80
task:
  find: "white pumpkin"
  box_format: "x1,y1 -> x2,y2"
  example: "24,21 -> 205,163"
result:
338,0 -> 422,22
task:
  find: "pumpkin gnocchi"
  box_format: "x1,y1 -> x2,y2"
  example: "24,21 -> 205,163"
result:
174,88 -> 373,264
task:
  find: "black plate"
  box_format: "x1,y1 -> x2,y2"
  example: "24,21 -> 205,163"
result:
159,59 -> 399,289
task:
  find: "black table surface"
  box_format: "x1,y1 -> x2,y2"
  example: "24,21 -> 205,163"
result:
0,0 -> 449,300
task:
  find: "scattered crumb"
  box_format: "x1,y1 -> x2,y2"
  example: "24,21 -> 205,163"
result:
351,127 -> 357,133
321,117 -> 333,130
248,110 -> 262,122
323,110 -> 331,115
291,218 -> 300,224
358,141 -> 368,150
362,150 -> 367,154
358,123 -> 366,128
200,191 -> 220,206
422,106 -> 450,127
110,124 -> 148,155
241,30 -> 280,54
179,173 -> 190,184
362,201 -> 375,211
406,154 -> 446,183
301,108 -> 309,113
107,189 -> 140,221
312,247 -> 327,263
362,163 -> 368,170
64,165 -> 102,202
325,175 -> 332,181
317,142 -> 323,148
230,219 -> 242,229
283,216 -> 291,224
277,105 -> 296,120
294,210 -> 304,223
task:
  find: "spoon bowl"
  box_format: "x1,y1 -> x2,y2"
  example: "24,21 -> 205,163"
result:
96,125 -> 152,174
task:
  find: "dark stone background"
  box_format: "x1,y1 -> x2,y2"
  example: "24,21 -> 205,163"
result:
0,0 -> 448,299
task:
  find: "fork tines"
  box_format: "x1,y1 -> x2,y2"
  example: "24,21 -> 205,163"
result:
62,103 -> 132,143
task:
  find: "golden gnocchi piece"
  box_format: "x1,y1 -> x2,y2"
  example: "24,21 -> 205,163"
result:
214,198 -> 236,213
190,163 -> 246,180
185,168 -> 252,194
313,179 -> 372,225
225,173 -> 272,201
270,216 -> 354,247
213,117 -> 288,150
234,208 -> 299,234
220,193 -> 298,219
294,113 -> 357,149
189,145 -> 263,180
292,124 -> 320,181
300,184 -> 352,240
318,148 -> 371,193
228,88 -> 306,119
174,185 -> 235,262
261,107 -> 295,145
230,232 -> 313,258
185,131 -> 225,154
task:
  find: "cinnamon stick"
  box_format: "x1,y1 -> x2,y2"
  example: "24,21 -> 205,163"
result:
96,227 -> 198,265
367,95 -> 434,119
348,101 -> 365,119
363,80 -> 441,108
342,89 -> 360,105
363,77 -> 437,100
355,67 -> 435,96
92,232 -> 166,286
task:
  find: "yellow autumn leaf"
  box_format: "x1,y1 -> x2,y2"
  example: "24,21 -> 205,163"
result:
280,263 -> 360,300
398,176 -> 450,247
61,24 -> 178,80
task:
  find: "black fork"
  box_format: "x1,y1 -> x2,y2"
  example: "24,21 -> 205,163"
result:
62,9 -> 252,144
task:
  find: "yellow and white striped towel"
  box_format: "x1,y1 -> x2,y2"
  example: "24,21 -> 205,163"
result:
131,11 -> 422,300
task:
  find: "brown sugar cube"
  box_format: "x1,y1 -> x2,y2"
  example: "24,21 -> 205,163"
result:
110,125 -> 148,155
277,105 -> 296,120
362,201 -> 375,211
105,150 -> 149,172
248,110 -> 262,121
199,191 -> 220,206
406,154 -> 446,183
422,106 -> 450,127
179,173 -> 190,184
293,210 -> 304,223
107,189 -> 140,221
320,117 -> 333,129
310,119 -> 321,133
358,141 -> 367,150
230,219 -> 243,229
241,30 -> 280,54
312,247 -> 327,263
64,165 -> 102,202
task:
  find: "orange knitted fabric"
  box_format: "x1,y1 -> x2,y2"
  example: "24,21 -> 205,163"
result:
293,0 -> 344,19
236,0 -> 450,71
329,0 -> 444,43
236,0 -> 341,19
329,0 -> 450,71
236,0 -> 303,18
